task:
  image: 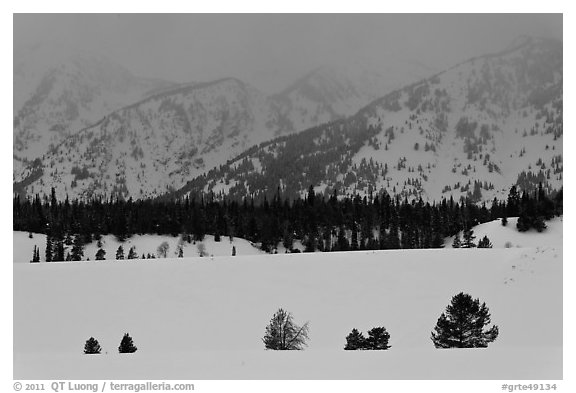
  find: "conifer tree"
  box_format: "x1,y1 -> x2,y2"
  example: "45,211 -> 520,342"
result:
452,233 -> 462,248
84,337 -> 102,354
71,236 -> 84,261
337,226 -> 349,251
365,326 -> 391,350
477,235 -> 493,248
351,222 -> 359,251
31,245 -> 40,263
118,333 -> 137,353
431,292 -> 499,348
55,240 -> 65,262
95,248 -> 106,260
263,308 -> 309,350
127,246 -> 138,259
115,245 -> 125,260
461,228 -> 476,248
431,231 -> 445,248
45,236 -> 52,262
344,328 -> 366,350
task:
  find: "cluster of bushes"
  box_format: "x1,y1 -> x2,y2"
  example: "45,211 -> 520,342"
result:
262,292 -> 499,351
344,327 -> 391,350
84,333 -> 137,354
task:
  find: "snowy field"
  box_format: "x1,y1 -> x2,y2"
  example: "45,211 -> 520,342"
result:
13,232 -> 269,263
13,217 -> 562,264
13,218 -> 562,379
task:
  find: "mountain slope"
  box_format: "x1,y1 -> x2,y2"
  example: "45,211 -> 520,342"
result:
13,46 -> 174,172
15,59 -> 432,199
270,63 -> 433,135
15,78 -> 284,199
175,37 -> 562,202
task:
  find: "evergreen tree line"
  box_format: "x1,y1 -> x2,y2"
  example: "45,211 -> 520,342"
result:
15,184 -> 562,261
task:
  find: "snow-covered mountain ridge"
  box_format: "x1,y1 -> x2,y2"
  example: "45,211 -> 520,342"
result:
14,53 -> 432,199
13,47 -> 175,172
176,37 -> 562,202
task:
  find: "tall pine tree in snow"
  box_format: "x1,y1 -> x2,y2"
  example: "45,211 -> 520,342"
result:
71,236 -> 84,261
452,233 -> 462,248
477,235 -> 493,248
127,246 -> 138,259
344,328 -> 366,350
461,228 -> 476,248
84,337 -> 102,354
431,292 -> 499,348
118,333 -> 137,353
115,245 -> 125,260
95,248 -> 106,260
45,236 -> 52,262
365,327 -> 391,350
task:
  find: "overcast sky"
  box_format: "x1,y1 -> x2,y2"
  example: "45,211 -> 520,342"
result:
14,14 -> 562,93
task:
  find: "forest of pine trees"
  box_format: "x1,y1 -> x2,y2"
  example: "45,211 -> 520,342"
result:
14,184 -> 562,261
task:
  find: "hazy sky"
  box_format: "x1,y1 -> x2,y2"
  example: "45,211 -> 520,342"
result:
14,14 -> 562,93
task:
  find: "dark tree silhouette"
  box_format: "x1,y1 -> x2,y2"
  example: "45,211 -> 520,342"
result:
365,326 -> 391,350
452,233 -> 462,248
477,235 -> 493,248
115,245 -> 125,260
84,337 -> 102,354
95,248 -> 106,260
263,308 -> 309,350
127,246 -> 138,259
431,292 -> 499,348
461,228 -> 476,248
344,328 -> 366,350
118,333 -> 137,353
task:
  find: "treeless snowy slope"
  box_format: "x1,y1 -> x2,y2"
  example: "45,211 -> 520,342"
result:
14,246 -> 561,379
445,216 -> 563,248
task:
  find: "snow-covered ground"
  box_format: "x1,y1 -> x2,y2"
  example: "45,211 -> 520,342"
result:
445,216 -> 563,248
13,232 -> 266,263
13,217 -> 562,379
